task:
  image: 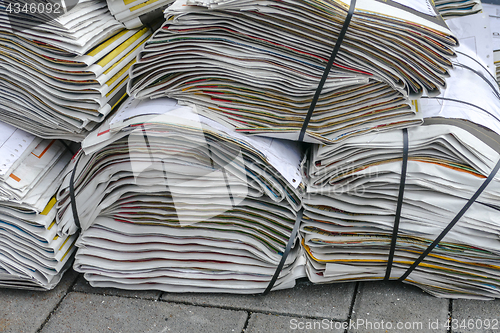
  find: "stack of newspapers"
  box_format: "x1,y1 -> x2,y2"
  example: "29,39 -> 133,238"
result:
55,97 -> 306,293
106,0 -> 175,29
301,25 -> 500,299
0,0 -> 151,141
434,0 -> 482,18
0,122 -> 75,290
128,0 -> 458,144
3,0 -> 500,299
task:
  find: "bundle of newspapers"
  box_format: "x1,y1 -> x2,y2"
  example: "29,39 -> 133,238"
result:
0,0 -> 151,141
128,0 -> 458,144
0,122 -> 75,290
106,0 -> 175,29
301,33 -> 500,299
434,0 -> 482,18
55,97 -> 306,293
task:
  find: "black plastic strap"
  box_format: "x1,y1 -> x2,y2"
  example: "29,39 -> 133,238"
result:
265,0 -> 357,292
263,208 -> 304,295
421,97 -> 500,124
69,153 -> 82,230
298,0 -> 356,142
455,51 -> 498,89
452,63 -> 500,99
398,158 -> 500,282
384,128 -> 408,280
60,140 -> 77,156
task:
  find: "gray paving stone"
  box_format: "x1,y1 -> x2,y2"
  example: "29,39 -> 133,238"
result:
40,292 -> 248,333
0,268 -> 78,333
245,313 -> 344,333
349,281 -> 449,333
452,299 -> 500,333
72,274 -> 162,300
161,278 -> 355,320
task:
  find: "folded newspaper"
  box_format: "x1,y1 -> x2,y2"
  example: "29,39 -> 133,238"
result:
0,0 -> 151,141
0,122 -> 76,290
434,0 -> 482,18
55,97 -> 306,293
106,0 -> 175,29
128,0 -> 458,144
302,30 -> 500,299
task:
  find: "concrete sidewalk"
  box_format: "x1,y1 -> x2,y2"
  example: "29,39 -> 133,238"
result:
1,269 -> 499,333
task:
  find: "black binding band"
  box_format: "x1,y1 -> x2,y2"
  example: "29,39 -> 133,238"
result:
60,140 -> 77,156
69,153 -> 82,230
398,158 -> 500,282
384,128 -> 408,280
265,2 -> 357,292
452,63 -> 500,99
421,97 -> 500,124
298,0 -> 356,142
455,51 -> 498,89
263,208 -> 304,295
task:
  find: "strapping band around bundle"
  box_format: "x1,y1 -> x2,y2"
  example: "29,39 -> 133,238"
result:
69,154 -> 82,230
264,0 -> 357,294
60,140 -> 77,156
421,97 -> 500,124
398,157 -> 500,282
263,208 -> 304,295
384,128 -> 408,280
298,0 -> 357,142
